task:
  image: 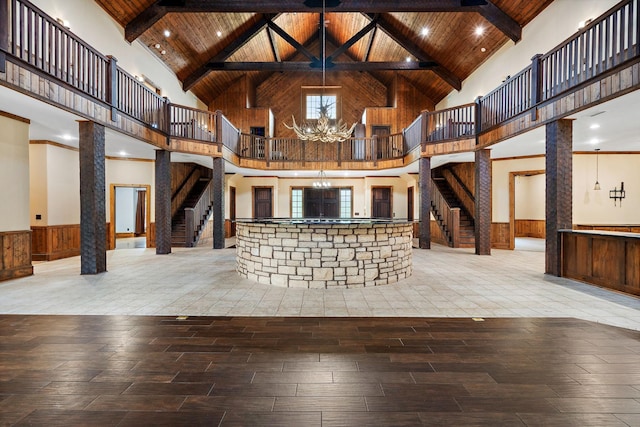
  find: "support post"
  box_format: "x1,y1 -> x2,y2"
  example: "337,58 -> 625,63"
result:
212,157 -> 225,249
79,121 -> 106,274
545,119 -> 573,275
474,148 -> 491,255
155,150 -> 172,254
106,56 -> 118,121
530,54 -> 543,120
0,0 -> 9,73
419,156 -> 431,249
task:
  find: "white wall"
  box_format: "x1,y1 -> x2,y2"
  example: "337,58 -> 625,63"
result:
32,0 -> 205,109
105,159 -> 155,222
0,115 -> 30,231
29,144 -> 48,226
515,174 -> 545,220
115,187 -> 136,233
46,144 -> 80,225
574,153 -> 640,224
229,175 -> 412,219
492,153 -> 640,225
438,0 -> 620,109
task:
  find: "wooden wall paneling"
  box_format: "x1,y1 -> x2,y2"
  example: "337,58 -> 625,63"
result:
449,163 -> 475,194
574,224 -> 640,233
491,222 -> 510,249
106,222 -> 115,250
626,240 -> 640,291
0,230 -> 33,281
561,233 -> 578,277
430,220 -> 447,246
514,219 -> 545,238
592,237 -> 625,286
147,222 -> 156,248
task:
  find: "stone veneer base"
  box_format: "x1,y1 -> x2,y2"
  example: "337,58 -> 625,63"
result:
236,222 -> 413,288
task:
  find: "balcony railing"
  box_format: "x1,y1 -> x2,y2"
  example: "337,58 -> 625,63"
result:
237,133 -> 405,163
1,0 -> 638,162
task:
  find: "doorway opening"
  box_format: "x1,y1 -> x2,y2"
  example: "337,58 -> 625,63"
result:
509,170 -> 545,251
110,184 -> 151,250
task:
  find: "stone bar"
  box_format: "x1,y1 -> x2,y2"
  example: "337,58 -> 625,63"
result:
236,220 -> 413,288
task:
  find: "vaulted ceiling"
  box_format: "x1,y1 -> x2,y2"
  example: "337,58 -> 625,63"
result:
94,0 -> 554,106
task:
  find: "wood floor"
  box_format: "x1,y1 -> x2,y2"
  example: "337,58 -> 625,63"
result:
1,316 -> 640,426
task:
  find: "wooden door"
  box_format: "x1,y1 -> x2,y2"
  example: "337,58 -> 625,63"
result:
372,125 -> 391,159
407,186 -> 414,221
304,188 -> 339,218
253,187 -> 273,218
229,186 -> 236,237
372,187 -> 392,219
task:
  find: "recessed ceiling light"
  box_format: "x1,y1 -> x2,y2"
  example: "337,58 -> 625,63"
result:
119,151 -> 128,156
590,123 -> 600,129
475,26 -> 484,36
405,56 -> 411,62
154,43 -> 160,49
61,134 -> 73,141
161,50 -> 166,55
216,31 -> 222,37
589,138 -> 599,145
163,29 -> 171,38
421,27 -> 429,36
480,47 -> 486,52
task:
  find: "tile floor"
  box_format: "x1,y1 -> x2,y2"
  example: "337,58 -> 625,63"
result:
1,243 -> 639,331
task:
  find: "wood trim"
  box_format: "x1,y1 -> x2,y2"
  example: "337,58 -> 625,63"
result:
515,219 -> 545,238
29,140 -> 78,151
509,169 -> 545,250
493,154 -> 545,162
491,222 -> 511,249
115,232 -> 135,238
0,110 -> 30,124
109,184 -> 152,248
0,230 -> 33,281
31,224 -> 80,261
105,156 -> 154,162
573,151 -> 640,155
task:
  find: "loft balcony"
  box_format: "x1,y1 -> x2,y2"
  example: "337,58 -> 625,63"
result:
0,0 -> 638,169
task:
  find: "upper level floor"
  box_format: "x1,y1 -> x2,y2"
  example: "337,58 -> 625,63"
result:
0,0 -> 638,169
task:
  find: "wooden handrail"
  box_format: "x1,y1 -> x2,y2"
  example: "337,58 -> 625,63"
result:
184,178 -> 214,247
429,178 -> 462,248
441,168 -> 475,218
423,103 -> 476,144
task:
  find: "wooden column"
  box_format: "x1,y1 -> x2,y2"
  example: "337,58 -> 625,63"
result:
155,150 -> 172,255
212,156 -> 225,249
419,156 -> 431,249
79,121 -> 106,274
0,0 -> 7,73
545,119 -> 573,275
475,148 -> 491,255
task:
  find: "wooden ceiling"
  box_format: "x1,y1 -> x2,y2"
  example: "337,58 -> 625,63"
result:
94,0 -> 554,107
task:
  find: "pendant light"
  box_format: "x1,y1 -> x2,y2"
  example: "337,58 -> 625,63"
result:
593,148 -> 601,190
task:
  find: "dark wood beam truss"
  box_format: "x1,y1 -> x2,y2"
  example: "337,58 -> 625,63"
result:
125,0 -> 520,43
367,13 -> 461,90
205,61 -> 438,72
182,14 -> 277,91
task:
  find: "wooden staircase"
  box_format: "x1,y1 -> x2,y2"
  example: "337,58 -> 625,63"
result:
171,178 -> 213,247
431,177 -> 475,248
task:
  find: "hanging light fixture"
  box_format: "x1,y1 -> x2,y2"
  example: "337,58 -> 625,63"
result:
284,0 -> 357,143
593,148 -> 601,190
313,170 -> 331,188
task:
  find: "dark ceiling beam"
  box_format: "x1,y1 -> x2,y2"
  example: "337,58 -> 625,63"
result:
125,2 -> 167,43
267,21 -> 319,62
182,15 -> 276,91
146,0 -> 492,13
205,61 -> 438,72
477,1 -> 521,42
367,13 -> 461,91
363,27 -> 376,62
267,27 -> 281,62
326,16 -> 378,63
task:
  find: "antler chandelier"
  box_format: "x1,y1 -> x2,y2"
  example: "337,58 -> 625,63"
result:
284,0 -> 357,143
285,105 -> 356,143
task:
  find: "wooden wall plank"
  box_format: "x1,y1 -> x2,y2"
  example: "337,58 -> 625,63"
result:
0,231 -> 33,281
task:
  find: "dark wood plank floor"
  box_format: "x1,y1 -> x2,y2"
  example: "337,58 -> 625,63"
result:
1,316 -> 640,426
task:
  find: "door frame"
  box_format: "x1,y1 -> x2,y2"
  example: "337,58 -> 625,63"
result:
109,184 -> 152,250
509,170 -> 545,250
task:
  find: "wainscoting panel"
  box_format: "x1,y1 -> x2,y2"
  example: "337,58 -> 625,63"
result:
491,222 -> 511,249
32,224 -> 80,261
515,219 -> 545,238
0,230 -> 33,281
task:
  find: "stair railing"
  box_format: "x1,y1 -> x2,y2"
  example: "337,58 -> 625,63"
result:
441,168 -> 475,218
184,178 -> 214,247
429,178 -> 461,248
